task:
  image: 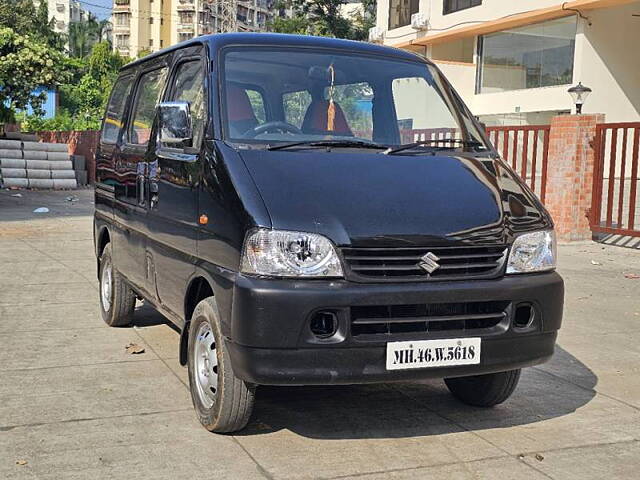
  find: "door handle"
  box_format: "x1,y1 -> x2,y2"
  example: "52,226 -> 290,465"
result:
150,181 -> 159,209
137,173 -> 146,206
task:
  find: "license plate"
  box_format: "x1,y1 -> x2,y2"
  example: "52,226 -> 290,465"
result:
386,338 -> 481,370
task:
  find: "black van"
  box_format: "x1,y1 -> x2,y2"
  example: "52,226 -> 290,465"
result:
94,33 -> 564,433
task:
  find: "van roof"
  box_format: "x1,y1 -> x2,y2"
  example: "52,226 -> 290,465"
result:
120,32 -> 425,71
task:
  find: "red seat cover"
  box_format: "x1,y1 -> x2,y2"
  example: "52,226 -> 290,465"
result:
226,85 -> 257,123
302,100 -> 353,136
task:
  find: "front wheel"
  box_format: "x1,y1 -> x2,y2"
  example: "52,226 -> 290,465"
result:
187,297 -> 255,433
444,369 -> 521,407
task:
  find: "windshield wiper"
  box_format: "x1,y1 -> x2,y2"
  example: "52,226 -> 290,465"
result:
383,139 -> 485,155
267,139 -> 387,151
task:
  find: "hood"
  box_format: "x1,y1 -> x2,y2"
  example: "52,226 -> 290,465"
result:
237,149 -> 551,247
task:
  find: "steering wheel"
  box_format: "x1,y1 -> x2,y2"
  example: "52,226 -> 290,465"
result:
246,121 -> 302,138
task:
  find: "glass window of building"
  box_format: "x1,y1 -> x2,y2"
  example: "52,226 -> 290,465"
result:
388,0 -> 419,30
444,0 -> 482,15
477,17 -> 577,94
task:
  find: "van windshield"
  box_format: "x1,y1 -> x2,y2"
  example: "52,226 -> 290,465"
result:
221,47 -> 487,150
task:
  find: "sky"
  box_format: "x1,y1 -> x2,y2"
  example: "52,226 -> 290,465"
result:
79,0 -> 113,21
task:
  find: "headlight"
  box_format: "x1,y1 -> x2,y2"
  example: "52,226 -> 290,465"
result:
241,229 -> 343,278
506,230 -> 557,274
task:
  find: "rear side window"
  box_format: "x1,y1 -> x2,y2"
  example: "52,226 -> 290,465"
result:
128,67 -> 168,145
101,75 -> 134,144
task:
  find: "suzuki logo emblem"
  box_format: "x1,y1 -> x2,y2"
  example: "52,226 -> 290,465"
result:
419,252 -> 441,274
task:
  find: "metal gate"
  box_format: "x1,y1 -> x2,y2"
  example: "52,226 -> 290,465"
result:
486,125 -> 551,203
590,122 -> 640,238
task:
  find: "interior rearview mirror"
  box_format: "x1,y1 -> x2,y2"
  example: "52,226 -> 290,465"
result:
158,101 -> 192,146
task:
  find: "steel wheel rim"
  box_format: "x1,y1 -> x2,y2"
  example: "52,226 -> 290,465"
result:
193,321 -> 218,408
101,262 -> 113,312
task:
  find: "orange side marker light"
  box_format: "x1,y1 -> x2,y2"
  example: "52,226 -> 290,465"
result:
199,214 -> 208,225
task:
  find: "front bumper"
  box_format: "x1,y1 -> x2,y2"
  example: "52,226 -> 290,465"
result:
226,272 -> 564,385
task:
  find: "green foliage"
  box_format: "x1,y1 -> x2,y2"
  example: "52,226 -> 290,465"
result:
18,110 -> 102,132
69,15 -> 111,58
0,27 -> 70,122
0,2 -> 125,130
88,41 -> 127,78
0,0 -> 65,50
271,1 -> 376,41
57,41 -> 129,130
136,48 -> 152,59
270,15 -> 311,35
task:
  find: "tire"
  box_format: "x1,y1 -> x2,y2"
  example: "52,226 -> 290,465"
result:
444,369 -> 521,407
187,297 -> 255,433
98,243 -> 136,327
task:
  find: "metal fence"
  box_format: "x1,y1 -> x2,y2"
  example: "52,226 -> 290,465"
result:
590,122 -> 640,238
486,125 -> 551,203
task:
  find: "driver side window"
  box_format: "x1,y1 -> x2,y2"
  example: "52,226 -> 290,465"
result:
246,90 -> 265,124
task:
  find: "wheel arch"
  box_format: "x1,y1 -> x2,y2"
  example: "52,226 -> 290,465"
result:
96,225 -> 111,278
180,274 -> 215,365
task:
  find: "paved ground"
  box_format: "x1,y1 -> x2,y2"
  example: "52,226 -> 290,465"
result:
1,188 -> 640,480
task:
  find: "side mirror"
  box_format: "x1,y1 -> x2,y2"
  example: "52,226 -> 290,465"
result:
158,101 -> 192,146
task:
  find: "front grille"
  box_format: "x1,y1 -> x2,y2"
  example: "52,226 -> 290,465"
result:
351,301 -> 509,337
342,245 -> 507,282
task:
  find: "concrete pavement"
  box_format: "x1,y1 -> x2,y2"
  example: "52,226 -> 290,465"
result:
1,189 -> 639,479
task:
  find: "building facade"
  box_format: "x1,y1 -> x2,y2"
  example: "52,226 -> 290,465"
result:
112,0 -> 281,57
374,0 -> 640,125
36,0 -> 91,38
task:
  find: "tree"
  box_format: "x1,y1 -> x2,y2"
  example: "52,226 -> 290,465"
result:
270,15 -> 311,35
271,1 -> 376,40
0,0 -> 65,50
68,13 -> 112,58
350,0 -> 377,41
0,27 -> 69,122
60,41 -> 128,121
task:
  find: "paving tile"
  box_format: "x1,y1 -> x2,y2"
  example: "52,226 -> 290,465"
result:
538,337 -> 640,407
234,384 -> 504,479
0,282 -> 97,306
164,357 -> 189,387
0,411 -> 263,480
410,368 -> 640,455
130,316 -> 181,361
0,246 -> 50,263
521,440 -> 640,480
0,360 -> 192,428
0,327 -> 158,371
3,192 -> 640,480
352,456 -> 549,480
0,302 -> 103,332
0,261 -> 93,286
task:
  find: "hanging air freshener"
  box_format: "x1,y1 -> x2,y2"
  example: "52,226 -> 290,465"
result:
327,64 -> 336,132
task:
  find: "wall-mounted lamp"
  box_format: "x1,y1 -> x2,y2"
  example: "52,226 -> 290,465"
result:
568,82 -> 592,114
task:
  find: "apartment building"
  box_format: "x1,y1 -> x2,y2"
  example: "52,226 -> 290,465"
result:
36,0 -> 91,37
374,0 -> 640,125
112,0 -> 280,57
